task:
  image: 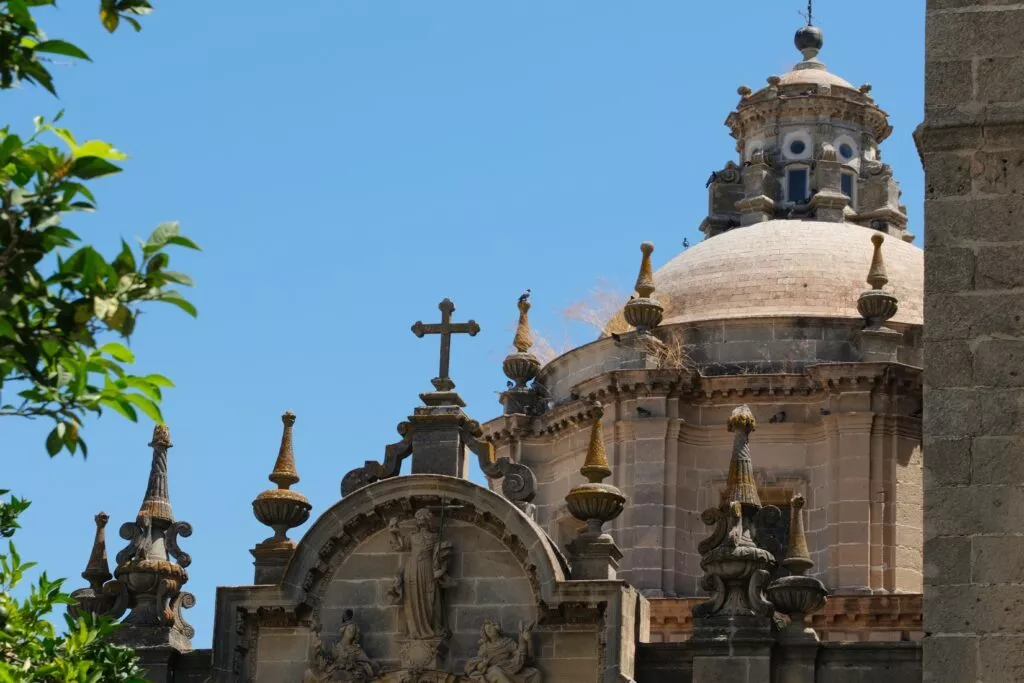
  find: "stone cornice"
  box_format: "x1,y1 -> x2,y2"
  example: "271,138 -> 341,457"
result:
648,593 -> 922,640
482,363 -> 921,445
728,92 -> 891,143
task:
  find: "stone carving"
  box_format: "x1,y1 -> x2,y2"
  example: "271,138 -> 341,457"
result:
388,509 -> 456,669
304,610 -> 379,682
692,406 -> 780,621
464,620 -> 541,683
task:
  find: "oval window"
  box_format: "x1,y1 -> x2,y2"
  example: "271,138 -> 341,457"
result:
839,143 -> 854,160
790,140 -> 806,155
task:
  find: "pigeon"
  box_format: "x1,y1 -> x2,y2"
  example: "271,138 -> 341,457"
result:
610,332 -> 622,343
519,289 -> 532,303
768,411 -> 786,424
570,391 -> 581,401
506,380 -> 515,390
636,407 -> 652,418
705,171 -> 718,189
819,408 -> 831,416
682,238 -> 690,249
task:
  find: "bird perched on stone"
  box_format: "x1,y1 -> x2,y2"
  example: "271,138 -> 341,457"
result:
519,289 -> 531,303
570,391 -> 581,401
610,332 -> 622,343
682,238 -> 690,249
768,411 -> 786,424
819,408 -> 831,416
506,380 -> 514,390
636,407 -> 652,418
705,171 -> 718,188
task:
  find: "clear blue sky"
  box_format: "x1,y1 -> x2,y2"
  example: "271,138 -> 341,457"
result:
3,1 -> 924,647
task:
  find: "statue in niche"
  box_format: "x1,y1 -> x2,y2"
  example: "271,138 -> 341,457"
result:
387,509 -> 456,641
304,610 -> 378,682
464,620 -> 541,683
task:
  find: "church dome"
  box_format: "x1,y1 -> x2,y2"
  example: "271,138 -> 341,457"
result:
653,220 -> 923,326
776,67 -> 854,90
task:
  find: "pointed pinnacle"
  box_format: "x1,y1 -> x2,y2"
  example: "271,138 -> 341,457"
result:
866,233 -> 889,290
634,242 -> 656,299
269,411 -> 300,489
138,424 -> 173,523
82,512 -> 112,592
581,402 -> 612,484
513,298 -> 533,353
783,493 -> 814,574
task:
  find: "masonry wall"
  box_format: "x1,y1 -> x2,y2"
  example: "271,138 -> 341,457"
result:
920,1 -> 1024,681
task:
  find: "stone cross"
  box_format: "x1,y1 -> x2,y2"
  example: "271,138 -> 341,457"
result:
411,298 -> 480,392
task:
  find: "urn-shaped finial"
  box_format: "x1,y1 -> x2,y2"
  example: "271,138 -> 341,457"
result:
857,233 -> 899,328
766,494 -> 829,641
503,296 -> 541,389
253,412 -> 313,546
624,242 -> 664,332
565,402 -> 625,535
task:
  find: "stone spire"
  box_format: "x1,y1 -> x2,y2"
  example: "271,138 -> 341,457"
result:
692,405 -> 777,632
68,512 -> 117,619
724,406 -> 761,508
565,402 -> 625,580
138,424 -> 173,523
623,242 -> 664,333
252,412 -> 312,584
110,424 -> 195,651
766,494 -> 828,643
83,512 -> 113,591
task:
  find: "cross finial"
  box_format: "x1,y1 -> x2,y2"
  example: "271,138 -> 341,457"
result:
411,298 -> 480,392
800,0 -> 813,25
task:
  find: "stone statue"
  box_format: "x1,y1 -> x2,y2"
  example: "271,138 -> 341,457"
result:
464,620 -> 541,683
387,509 -> 455,640
304,611 -> 378,682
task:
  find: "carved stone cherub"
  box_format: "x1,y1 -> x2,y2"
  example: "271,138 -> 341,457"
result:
303,610 -> 378,683
464,620 -> 541,683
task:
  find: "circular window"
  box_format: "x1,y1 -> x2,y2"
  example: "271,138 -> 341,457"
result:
839,143 -> 854,160
790,140 -> 806,155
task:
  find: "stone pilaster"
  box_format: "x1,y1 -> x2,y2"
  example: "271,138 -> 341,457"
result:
809,143 -> 850,223
738,150 -> 775,225
919,2 -> 1024,681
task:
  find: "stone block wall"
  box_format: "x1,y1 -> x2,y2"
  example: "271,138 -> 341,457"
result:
921,1 -> 1024,681
487,368 -> 922,600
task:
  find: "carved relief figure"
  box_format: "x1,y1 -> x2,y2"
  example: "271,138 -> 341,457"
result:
464,620 -> 541,683
304,611 -> 378,682
387,509 -> 455,640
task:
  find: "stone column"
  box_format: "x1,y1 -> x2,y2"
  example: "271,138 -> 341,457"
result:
919,2 -> 1024,681
738,149 -> 776,226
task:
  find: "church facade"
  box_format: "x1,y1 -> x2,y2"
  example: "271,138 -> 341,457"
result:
64,8 -> 1016,681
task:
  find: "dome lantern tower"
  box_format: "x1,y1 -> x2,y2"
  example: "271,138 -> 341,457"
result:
702,23 -> 910,242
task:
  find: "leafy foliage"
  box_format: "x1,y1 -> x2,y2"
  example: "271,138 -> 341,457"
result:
0,0 -> 200,456
0,491 -> 146,682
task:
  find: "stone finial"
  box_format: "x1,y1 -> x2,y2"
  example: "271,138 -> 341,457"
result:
782,494 -> 813,575
765,493 -> 828,641
581,402 -> 612,484
635,242 -> 656,297
857,233 -> 899,329
502,296 -> 541,392
623,242 -> 664,332
819,141 -> 838,163
737,85 -> 752,98
513,297 -> 533,353
138,424 -> 173,523
269,411 -> 299,489
110,425 -> 195,647
866,233 -> 889,289
83,512 -> 112,591
565,401 -> 626,579
253,412 -> 312,547
725,405 -> 761,507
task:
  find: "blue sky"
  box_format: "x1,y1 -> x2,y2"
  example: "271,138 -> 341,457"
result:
2,1 -> 924,647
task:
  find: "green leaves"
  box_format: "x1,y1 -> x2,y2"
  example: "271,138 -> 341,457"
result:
33,40 -> 91,61
0,493 -> 147,681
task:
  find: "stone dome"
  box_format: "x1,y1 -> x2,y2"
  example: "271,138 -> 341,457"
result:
654,220 -> 922,326
777,67 -> 854,90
